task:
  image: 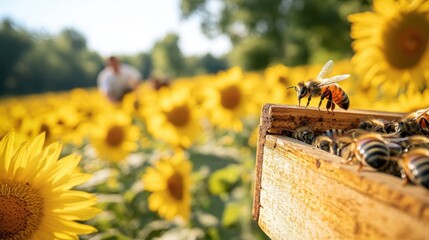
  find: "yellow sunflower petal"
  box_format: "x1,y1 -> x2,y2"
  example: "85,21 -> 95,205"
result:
0,130 -> 99,239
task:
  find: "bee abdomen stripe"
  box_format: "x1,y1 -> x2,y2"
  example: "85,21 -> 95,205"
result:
358,139 -> 389,169
342,95 -> 350,106
363,148 -> 389,161
415,166 -> 429,180
358,139 -> 387,152
335,90 -> 349,109
409,156 -> 429,179
325,129 -> 344,138
410,156 -> 429,168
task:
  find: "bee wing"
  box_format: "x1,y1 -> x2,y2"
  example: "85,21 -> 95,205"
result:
318,74 -> 350,87
412,107 -> 429,120
316,60 -> 333,80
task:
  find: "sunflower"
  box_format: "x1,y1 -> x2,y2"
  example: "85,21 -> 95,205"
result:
90,110 -> 139,162
203,67 -> 259,131
261,64 -> 293,104
46,104 -> 86,146
143,84 -> 203,148
349,0 -> 429,94
0,130 -> 100,239
142,152 -> 192,222
373,87 -> 429,112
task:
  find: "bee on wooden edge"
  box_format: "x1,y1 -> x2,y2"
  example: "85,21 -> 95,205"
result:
287,60 -> 350,113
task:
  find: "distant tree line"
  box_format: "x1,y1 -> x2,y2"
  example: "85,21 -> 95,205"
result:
1,1 -> 371,96
0,19 -> 228,96
180,0 -> 371,70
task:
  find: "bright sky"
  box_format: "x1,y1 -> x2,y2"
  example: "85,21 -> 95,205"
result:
0,0 -> 231,57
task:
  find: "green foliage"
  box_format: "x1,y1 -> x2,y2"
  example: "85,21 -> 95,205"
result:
222,201 -> 241,227
151,33 -> 186,78
180,0 -> 206,17
229,36 -> 278,71
0,19 -> 33,93
0,19 -> 104,96
180,0 -> 371,67
1,0 -> 373,96
0,19 -> 227,96
208,164 -> 240,195
185,53 -> 228,75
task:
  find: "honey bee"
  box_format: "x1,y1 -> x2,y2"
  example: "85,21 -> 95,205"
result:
392,107 -> 429,137
414,107 -> 429,129
324,129 -> 345,139
403,135 -> 429,151
292,126 -> 315,144
287,60 -> 350,112
384,141 -> 404,177
331,135 -> 354,157
386,141 -> 404,157
312,135 -> 332,152
398,148 -> 429,189
344,133 -> 392,172
358,118 -> 390,133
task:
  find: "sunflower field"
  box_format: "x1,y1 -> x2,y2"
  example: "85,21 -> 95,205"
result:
1,0 -> 429,239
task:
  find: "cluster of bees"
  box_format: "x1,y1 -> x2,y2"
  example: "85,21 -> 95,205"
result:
289,107 -> 429,190
286,60 -> 429,190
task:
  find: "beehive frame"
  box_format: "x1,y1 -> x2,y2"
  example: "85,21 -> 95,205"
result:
253,104 -> 429,240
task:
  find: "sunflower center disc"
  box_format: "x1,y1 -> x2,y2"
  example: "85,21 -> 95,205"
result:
384,12 -> 429,69
0,196 -> 28,233
166,105 -> 190,127
221,85 -> 241,109
106,125 -> 124,146
0,179 -> 43,240
167,172 -> 184,200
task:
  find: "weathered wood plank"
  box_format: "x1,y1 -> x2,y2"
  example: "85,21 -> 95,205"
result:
257,135 -> 429,240
253,104 -> 405,222
266,104 -> 403,134
253,104 -> 273,221
253,104 -> 429,240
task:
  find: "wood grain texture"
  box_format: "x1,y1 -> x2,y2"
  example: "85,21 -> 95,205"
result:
258,135 -> 429,240
253,104 -> 429,240
252,104 -> 272,221
265,104 -> 404,135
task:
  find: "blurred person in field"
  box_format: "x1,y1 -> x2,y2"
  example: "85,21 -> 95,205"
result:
97,56 -> 142,103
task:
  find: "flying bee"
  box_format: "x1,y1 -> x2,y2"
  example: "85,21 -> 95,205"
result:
292,126 -> 315,144
287,60 -> 350,112
343,133 -> 392,172
358,118 -> 390,133
312,135 -> 332,152
397,148 -> 429,190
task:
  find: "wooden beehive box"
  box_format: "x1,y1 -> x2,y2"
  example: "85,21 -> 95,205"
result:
253,104 -> 429,240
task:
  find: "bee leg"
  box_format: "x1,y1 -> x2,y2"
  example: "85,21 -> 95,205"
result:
318,92 -> 328,110
331,102 -> 336,115
342,150 -> 353,164
324,90 -> 333,113
306,94 -> 312,108
357,161 -> 364,172
400,169 -> 409,186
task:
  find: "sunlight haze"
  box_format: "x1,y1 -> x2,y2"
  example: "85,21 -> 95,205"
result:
0,0 -> 231,57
